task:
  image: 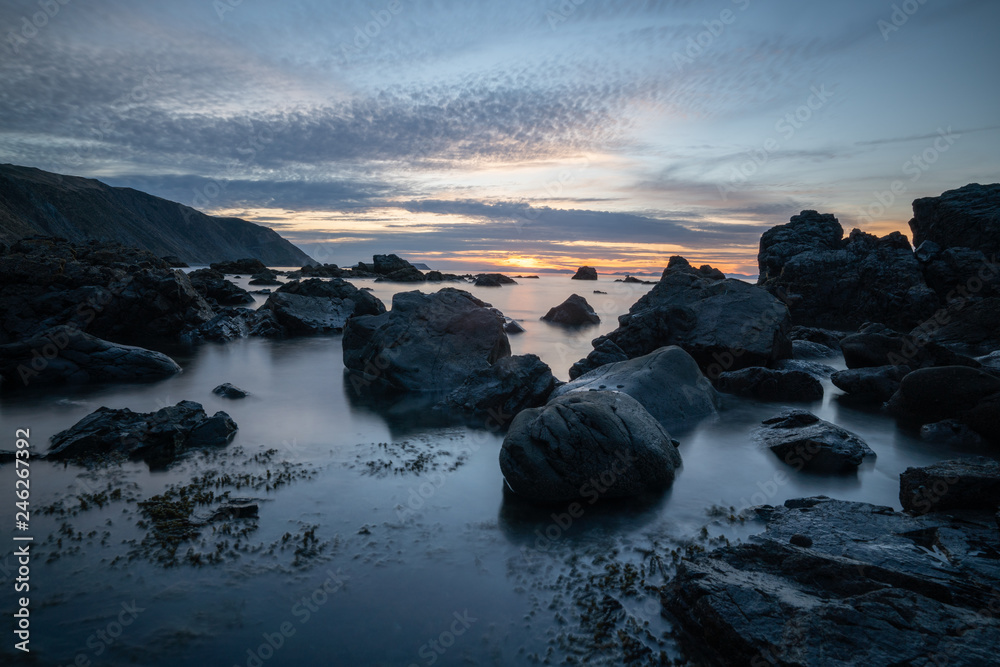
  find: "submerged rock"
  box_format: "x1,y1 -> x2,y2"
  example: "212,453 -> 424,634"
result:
343,288 -> 510,392
663,497 -> 1000,666
593,256 -> 791,377
753,409 -> 875,473
445,354 -> 555,423
0,326 -> 181,388
571,265 -> 598,280
715,367 -> 823,402
499,392 -> 681,503
900,457 -> 1000,513
553,346 -> 718,430
47,400 -> 237,465
212,382 -> 248,399
474,273 -> 516,287
540,294 -> 601,326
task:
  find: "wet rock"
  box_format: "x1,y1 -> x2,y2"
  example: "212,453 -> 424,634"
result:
187,268 -> 255,306
294,263 -> 344,278
663,497 -> 1000,667
185,309 -> 254,342
840,323 -> 979,369
791,339 -> 837,358
343,288 -> 510,392
900,457 -> 1000,513
425,270 -> 463,282
920,419 -> 984,446
771,359 -> 838,379
503,319 -> 526,334
753,409 -> 875,473
262,278 -> 386,335
212,383 -> 248,399
831,364 -> 911,403
0,326 -> 181,388
541,294 -> 601,326
885,366 -> 1000,435
789,325 -> 846,350
445,354 -> 556,423
248,270 -> 281,286
568,338 -> 628,380
207,499 -> 258,521
615,275 -> 656,284
376,266 -> 426,282
47,400 -> 237,464
161,255 -> 188,268
595,256 -> 791,377
499,391 -> 681,503
789,533 -> 812,548
474,273 -> 516,287
758,210 -> 938,330
553,345 -> 719,430
909,182 -> 1000,255
210,258 -> 268,274
571,265 -> 598,280
372,253 -> 414,275
715,367 -> 823,402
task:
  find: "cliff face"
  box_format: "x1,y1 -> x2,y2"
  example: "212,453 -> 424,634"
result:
0,164 -> 314,267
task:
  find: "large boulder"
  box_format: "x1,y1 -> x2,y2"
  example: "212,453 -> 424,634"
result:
840,323 -> 979,369
262,278 -> 386,335
909,183 -> 1000,255
663,497 -> 1000,667
831,365 -> 911,403
753,409 -> 875,473
187,268 -> 255,306
552,346 -> 718,430
757,210 -> 938,330
568,338 -> 628,380
886,366 -> 1000,441
372,253 -> 414,275
0,326 -> 181,388
47,400 -> 237,465
571,266 -> 598,280
592,256 -> 791,378
499,392 -> 682,503
540,294 -> 600,326
900,457 -> 1000,514
209,258 -> 268,274
715,367 -> 823,402
343,288 -> 511,392
444,354 -> 556,423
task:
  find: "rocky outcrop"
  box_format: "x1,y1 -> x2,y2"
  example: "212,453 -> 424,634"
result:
886,366 -> 1000,441
840,323 -> 979,369
590,256 -> 791,378
909,182 -> 1000,255
900,457 -> 1000,513
47,400 -> 237,465
753,409 -> 875,473
377,266 -> 426,282
211,258 -> 268,274
663,497 -> 1000,667
757,210 -> 938,330
540,294 -> 601,326
187,269 -> 255,306
553,346 -> 718,430
571,266 -> 598,280
0,164 -> 314,266
262,278 -> 386,335
372,254 -> 414,275
474,273 -> 516,287
831,365 -> 910,403
0,326 -> 181,388
499,392 -> 681,503
568,338 -> 628,380
715,367 -> 823,402
444,354 -> 555,422
788,325 -> 845,350
343,288 -> 510,392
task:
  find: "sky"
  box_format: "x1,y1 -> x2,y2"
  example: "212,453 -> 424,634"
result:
1,0 -> 998,275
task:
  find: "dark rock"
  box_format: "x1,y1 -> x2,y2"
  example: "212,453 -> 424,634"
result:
715,367 -> 823,402
909,182 -> 1000,255
788,325 -> 845,350
552,346 -> 719,430
499,392 -> 681,503
187,268 -> 255,306
297,263 -> 344,278
185,309 -> 253,342
248,270 -> 281,286
789,533 -> 812,548
376,266 -> 426,282
212,383 -> 248,399
597,256 -> 791,377
771,359 -> 837,379
0,326 -> 181,388
540,294 -> 601,326
568,338 -> 628,380
616,275 -> 656,284
445,354 -> 555,422
900,457 -> 1000,513
474,273 -> 516,287
262,278 -> 386,335
840,323 -> 979,369
343,288 -> 510,392
571,265 -> 598,280
831,365 -> 911,403
976,350 -> 1000,370
503,319 -> 526,334
47,400 -> 237,464
886,366 -> 1000,441
757,210 -> 939,330
753,409 -> 875,472
791,339 -> 837,358
207,499 -> 259,522
425,270 -> 463,282
920,420 -> 984,446
372,254 -> 414,275
663,497 -> 1000,667
210,258 -> 268,274
593,290 -> 607,294
514,275 -> 540,279
161,255 -> 188,268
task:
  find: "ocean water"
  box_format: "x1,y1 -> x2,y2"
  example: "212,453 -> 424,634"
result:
1,275 -> 994,666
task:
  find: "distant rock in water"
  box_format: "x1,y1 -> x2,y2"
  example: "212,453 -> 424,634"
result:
0,326 -> 181,388
499,392 -> 681,503
211,258 -> 268,274
757,210 -> 938,330
571,266 -> 598,280
0,164 -> 314,266
540,294 -> 600,326
372,253 -> 414,275
263,278 -> 386,335
212,383 -> 248,399
474,273 -> 517,287
343,288 -> 510,392
909,182 -> 1000,255
753,409 -> 875,473
589,256 -> 791,377
187,269 -> 255,306
47,400 -> 237,466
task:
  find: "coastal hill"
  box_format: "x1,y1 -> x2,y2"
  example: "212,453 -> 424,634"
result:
0,164 -> 314,266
